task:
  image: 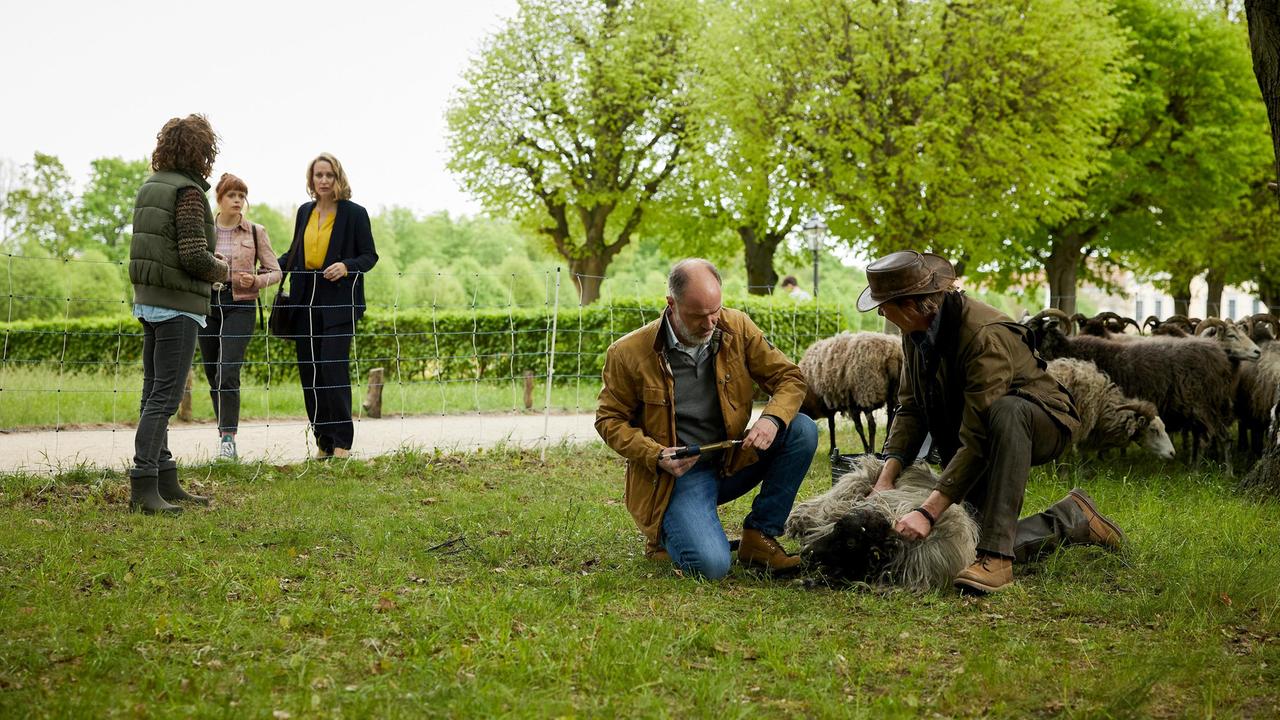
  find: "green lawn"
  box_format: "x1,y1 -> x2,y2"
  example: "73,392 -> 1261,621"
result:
0,365 -> 606,430
1,444 -> 1277,718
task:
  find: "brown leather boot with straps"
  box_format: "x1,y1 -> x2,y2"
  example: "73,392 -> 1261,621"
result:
738,529 -> 803,574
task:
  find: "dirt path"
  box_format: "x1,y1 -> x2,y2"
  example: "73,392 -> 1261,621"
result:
0,413 -> 603,474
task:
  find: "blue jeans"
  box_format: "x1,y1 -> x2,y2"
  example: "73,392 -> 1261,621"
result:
661,414 -> 818,579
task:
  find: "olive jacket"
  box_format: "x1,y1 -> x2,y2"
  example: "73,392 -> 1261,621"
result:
595,308 -> 808,549
882,292 -> 1080,501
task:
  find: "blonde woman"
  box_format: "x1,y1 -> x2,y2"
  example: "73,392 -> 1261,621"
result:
198,173 -> 281,459
276,153 -> 377,458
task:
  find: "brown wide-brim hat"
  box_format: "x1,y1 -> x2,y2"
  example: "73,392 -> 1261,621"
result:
857,251 -> 956,312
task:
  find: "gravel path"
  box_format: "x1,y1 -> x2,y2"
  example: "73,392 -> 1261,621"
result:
0,413 -> 603,474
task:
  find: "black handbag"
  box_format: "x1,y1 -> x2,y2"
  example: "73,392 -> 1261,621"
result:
268,230 -> 302,339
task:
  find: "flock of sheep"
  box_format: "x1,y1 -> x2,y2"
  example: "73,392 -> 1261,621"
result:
800,309 -> 1280,474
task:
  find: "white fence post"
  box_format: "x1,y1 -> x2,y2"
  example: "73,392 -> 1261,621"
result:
541,267 -> 562,461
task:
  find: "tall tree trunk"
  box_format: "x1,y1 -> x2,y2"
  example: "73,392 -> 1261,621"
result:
739,226 -> 782,295
1205,267 -> 1226,317
1247,0 -> 1280,213
569,256 -> 607,306
1045,235 -> 1085,315
1173,274 -> 1194,317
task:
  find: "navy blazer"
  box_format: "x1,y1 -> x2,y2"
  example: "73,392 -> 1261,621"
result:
280,199 -> 379,330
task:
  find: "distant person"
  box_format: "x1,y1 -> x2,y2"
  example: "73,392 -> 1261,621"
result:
197,173 -> 281,460
277,153 -> 378,459
780,275 -> 811,301
127,114 -> 229,514
596,259 -> 817,579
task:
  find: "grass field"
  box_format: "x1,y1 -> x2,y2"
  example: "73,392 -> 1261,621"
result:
0,365 -> 605,430
1,442 -> 1277,718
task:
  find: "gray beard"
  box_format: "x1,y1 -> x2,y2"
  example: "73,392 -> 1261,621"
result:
672,315 -> 713,348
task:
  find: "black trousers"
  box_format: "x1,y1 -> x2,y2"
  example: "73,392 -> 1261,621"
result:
132,316 -> 198,478
961,394 -> 1092,561
295,310 -> 355,452
197,289 -> 256,434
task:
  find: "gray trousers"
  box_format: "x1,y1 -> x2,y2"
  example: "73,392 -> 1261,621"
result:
197,289 -> 256,434
961,395 -> 1092,561
131,316 -> 199,478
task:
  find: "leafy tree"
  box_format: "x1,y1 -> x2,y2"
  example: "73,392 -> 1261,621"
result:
447,0 -> 696,305
76,157 -> 149,259
678,0 -> 821,294
4,152 -> 83,256
1016,0 -> 1266,314
793,0 -> 1126,285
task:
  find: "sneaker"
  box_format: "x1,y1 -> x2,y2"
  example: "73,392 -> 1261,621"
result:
219,434 -> 237,460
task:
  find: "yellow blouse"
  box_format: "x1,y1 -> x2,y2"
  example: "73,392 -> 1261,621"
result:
304,207 -> 336,270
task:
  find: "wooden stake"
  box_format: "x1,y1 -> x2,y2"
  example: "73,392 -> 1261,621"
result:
363,367 -> 385,418
524,370 -> 535,410
178,367 -> 194,422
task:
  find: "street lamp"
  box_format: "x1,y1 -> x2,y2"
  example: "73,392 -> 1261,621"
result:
802,217 -> 827,299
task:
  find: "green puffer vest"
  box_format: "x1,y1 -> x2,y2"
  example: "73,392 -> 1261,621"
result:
129,170 -> 217,315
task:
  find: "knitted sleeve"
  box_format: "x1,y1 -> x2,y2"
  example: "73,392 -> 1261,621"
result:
175,187 -> 229,283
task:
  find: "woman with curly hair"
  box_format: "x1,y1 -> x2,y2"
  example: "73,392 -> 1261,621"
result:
127,114 -> 228,514
198,173 -> 281,460
277,153 -> 377,459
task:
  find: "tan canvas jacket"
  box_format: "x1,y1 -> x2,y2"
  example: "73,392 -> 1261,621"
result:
595,307 -> 807,550
883,293 -> 1080,501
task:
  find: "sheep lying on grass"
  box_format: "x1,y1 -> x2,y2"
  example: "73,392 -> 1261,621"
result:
1047,358 -> 1175,459
799,332 -> 902,455
786,455 -> 978,591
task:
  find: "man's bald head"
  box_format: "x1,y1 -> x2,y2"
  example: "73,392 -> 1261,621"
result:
668,259 -> 722,301
667,259 -> 723,346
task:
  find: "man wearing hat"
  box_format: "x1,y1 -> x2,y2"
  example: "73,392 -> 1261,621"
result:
861,250 -> 1127,593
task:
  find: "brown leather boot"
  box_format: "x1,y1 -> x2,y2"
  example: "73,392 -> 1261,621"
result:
954,554 -> 1013,594
1068,489 -> 1127,550
738,529 -> 802,574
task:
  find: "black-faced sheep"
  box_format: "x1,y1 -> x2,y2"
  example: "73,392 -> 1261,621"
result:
799,332 -> 902,455
1047,358 -> 1175,459
1027,315 -> 1240,465
785,455 -> 978,591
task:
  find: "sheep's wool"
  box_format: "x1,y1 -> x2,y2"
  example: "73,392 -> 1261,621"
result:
786,455 -> 979,591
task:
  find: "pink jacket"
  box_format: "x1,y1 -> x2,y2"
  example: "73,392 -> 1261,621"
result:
218,215 -> 282,302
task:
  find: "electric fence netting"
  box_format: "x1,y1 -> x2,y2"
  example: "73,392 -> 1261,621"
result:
0,252 -> 851,475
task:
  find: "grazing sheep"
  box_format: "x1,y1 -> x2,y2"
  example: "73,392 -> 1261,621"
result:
1027,314 -> 1238,465
1047,358 -> 1175,459
799,332 -> 902,455
786,455 -> 978,591
1235,314 -> 1280,459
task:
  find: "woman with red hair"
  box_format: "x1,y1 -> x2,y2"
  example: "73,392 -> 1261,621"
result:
197,173 -> 281,460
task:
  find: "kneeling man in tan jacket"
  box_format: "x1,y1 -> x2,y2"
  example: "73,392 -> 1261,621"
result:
596,259 -> 817,579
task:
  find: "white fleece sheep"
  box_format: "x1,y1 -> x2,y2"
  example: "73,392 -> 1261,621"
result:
1046,358 -> 1175,459
799,332 -> 903,452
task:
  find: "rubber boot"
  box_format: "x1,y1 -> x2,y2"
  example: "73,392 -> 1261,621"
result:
157,467 -> 209,506
130,475 -> 183,515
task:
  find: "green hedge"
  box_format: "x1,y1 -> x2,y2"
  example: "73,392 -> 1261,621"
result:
0,297 -> 850,383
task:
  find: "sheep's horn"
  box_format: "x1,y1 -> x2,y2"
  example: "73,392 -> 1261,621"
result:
1194,317 -> 1227,336
1143,315 -> 1160,331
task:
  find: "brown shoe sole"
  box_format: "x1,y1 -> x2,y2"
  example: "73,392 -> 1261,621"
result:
739,556 -> 804,575
954,575 -> 1012,594
1069,489 -> 1127,549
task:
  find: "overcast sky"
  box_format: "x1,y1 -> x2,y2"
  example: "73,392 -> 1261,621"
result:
1,0 -> 520,216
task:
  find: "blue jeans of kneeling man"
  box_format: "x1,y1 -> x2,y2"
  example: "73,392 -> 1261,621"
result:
661,413 -> 818,579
